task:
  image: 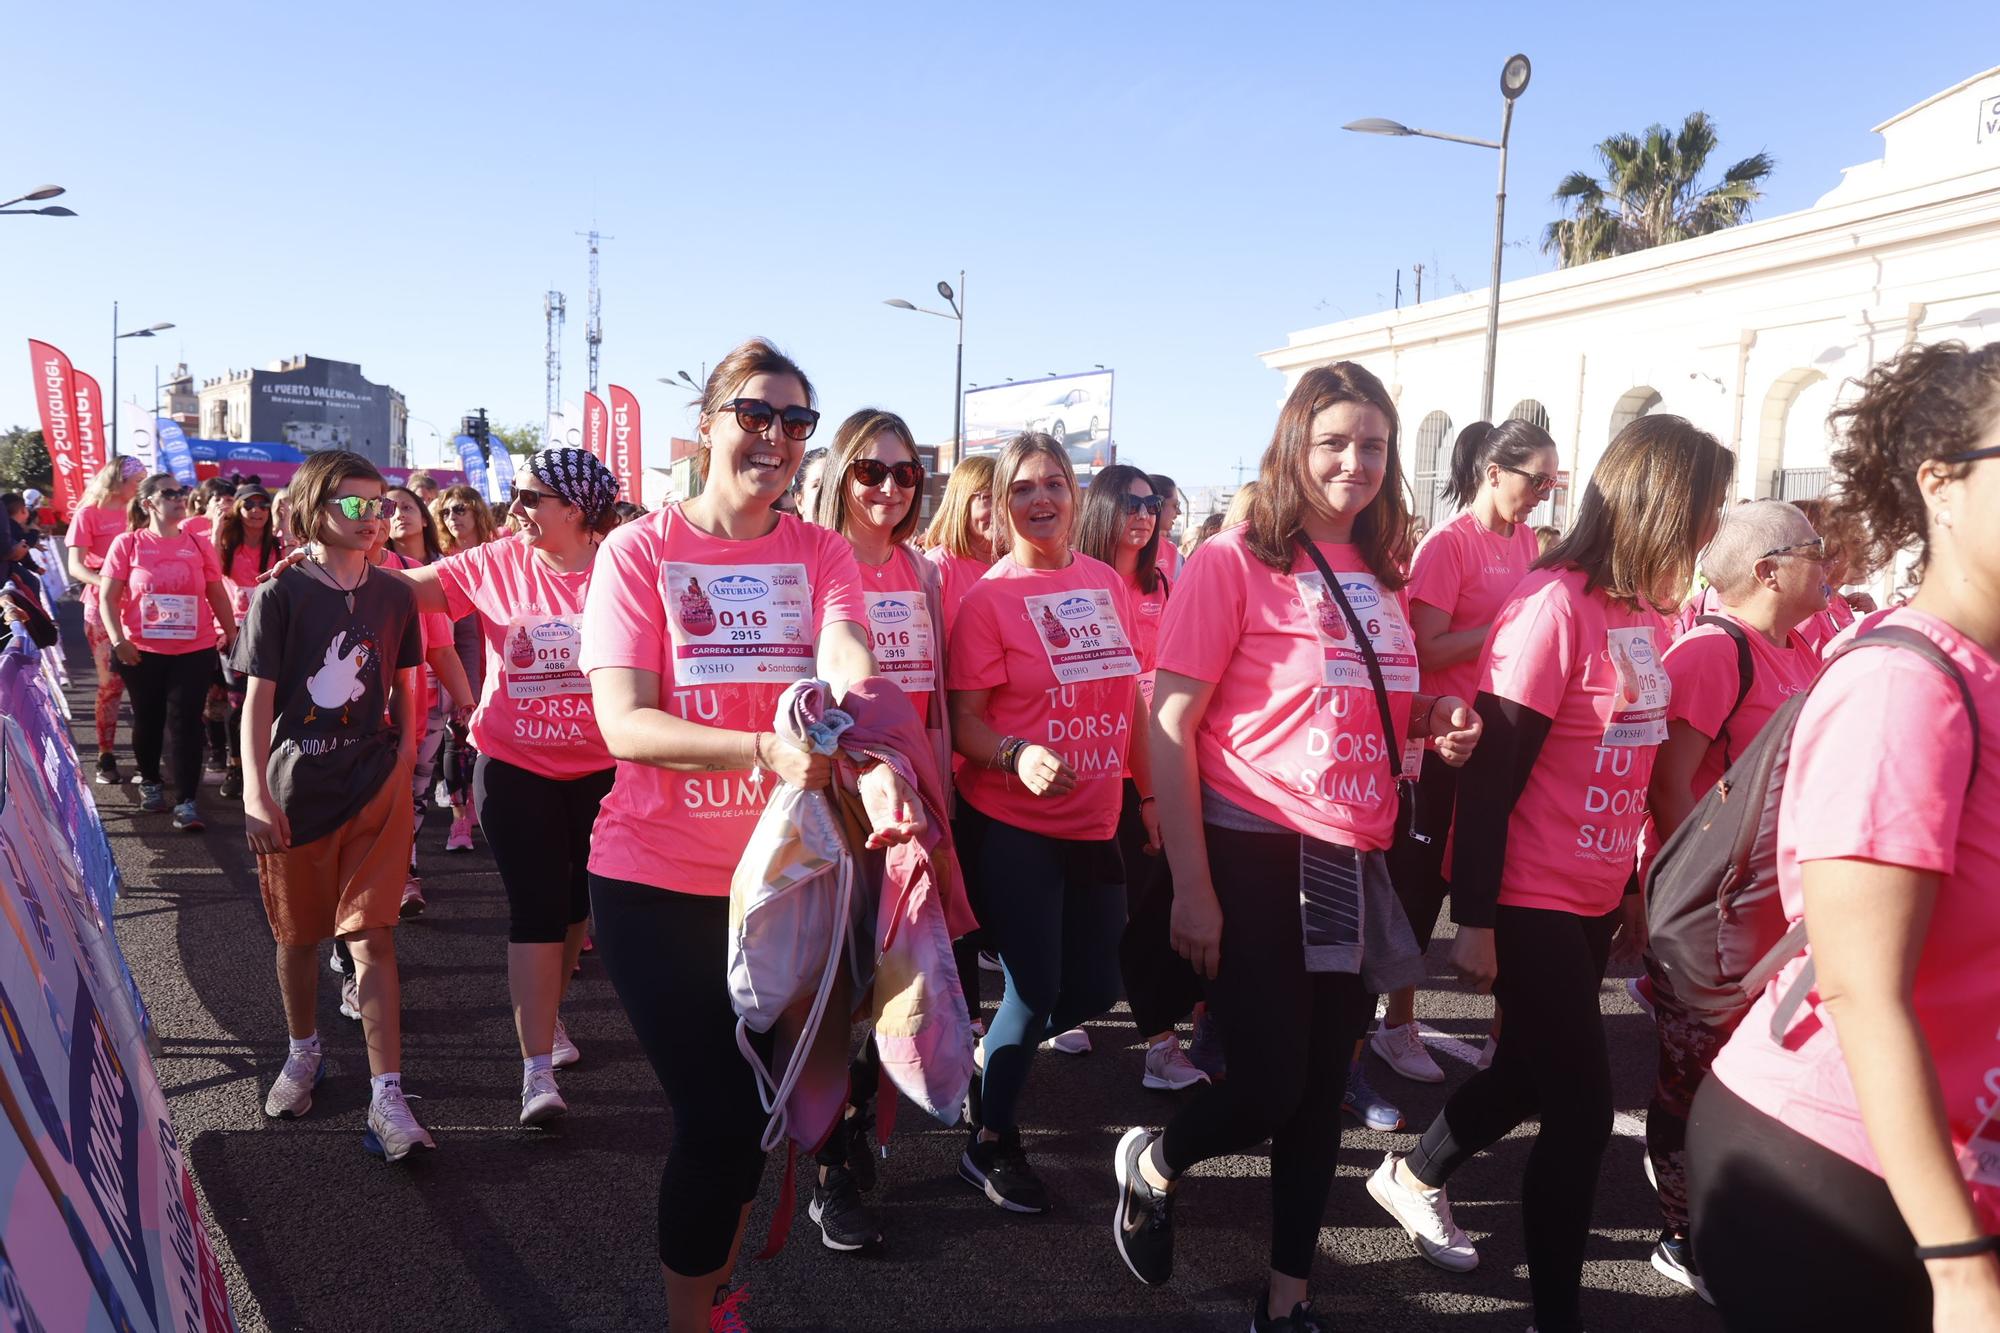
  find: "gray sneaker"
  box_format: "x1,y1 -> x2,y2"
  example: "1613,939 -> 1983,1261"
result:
138,783 -> 168,813
364,1085 -> 436,1163
264,1047 -> 324,1119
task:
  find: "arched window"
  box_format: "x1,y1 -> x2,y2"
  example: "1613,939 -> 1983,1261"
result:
1609,385 -> 1664,440
1505,398 -> 1551,433
1505,398 -> 1564,525
1757,369 -> 1835,500
1409,410 -> 1453,521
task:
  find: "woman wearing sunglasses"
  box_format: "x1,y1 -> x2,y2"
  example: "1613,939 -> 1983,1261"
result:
67,457 -> 147,785
1109,364 -> 1477,1332
1691,341 -> 2000,1331
1374,419 -> 1557,1088
99,473 -> 237,832
947,433 -> 1152,1215
579,339 -> 917,1330
216,485 -> 283,800
432,485 -> 497,852
1074,465 -> 1208,1091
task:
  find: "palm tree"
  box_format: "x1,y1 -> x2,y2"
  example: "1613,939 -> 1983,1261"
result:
1542,112 -> 1775,267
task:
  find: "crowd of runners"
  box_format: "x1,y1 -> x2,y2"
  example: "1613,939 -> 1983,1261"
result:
57,335 -> 2000,1332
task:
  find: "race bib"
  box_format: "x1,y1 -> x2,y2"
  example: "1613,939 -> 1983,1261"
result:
665,562 -> 814,686
1602,626 -> 1669,746
1296,571 -> 1420,693
863,591 -> 936,695
140,592 -> 199,641
1023,588 -> 1140,685
503,613 -> 588,698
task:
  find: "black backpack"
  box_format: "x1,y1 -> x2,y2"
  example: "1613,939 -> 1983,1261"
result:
1643,626 -> 1980,1035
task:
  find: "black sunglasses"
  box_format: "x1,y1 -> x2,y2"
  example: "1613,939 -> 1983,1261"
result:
1499,463 -> 1558,496
440,503 -> 475,517
1941,443 -> 2000,465
149,486 -> 188,501
240,499 -> 271,512
850,458 -> 924,489
718,397 -> 820,443
1122,494 -> 1165,516
510,487 -> 564,510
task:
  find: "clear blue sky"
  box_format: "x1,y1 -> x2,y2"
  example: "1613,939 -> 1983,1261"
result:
6,1 -> 1995,487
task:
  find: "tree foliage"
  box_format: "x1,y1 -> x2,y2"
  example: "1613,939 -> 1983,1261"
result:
493,422 -> 542,456
0,427 -> 52,492
1543,113 -> 1775,268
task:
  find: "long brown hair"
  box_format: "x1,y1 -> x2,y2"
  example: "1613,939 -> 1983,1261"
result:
1075,464 -> 1162,594
217,485 -> 282,575
693,337 -> 817,488
990,433 -> 1077,553
812,407 -> 924,545
432,485 -> 495,553
386,485 -> 444,562
921,454 -> 997,560
1538,414 -> 1735,612
1246,361 -> 1408,587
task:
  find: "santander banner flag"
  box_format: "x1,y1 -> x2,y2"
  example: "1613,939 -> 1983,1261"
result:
72,370 -> 108,504
606,385 -> 641,505
583,390 -> 608,464
26,340 -> 82,518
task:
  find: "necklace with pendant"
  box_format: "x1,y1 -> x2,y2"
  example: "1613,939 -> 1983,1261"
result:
309,551 -> 366,614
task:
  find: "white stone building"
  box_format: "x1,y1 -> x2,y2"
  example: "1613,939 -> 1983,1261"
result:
1262,65 -> 2000,533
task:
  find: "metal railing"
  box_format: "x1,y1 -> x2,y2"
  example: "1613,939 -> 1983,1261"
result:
1774,467 -> 1831,502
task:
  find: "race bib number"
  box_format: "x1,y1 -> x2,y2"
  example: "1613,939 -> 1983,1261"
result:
665,562 -> 814,686
503,613 -> 588,698
863,591 -> 936,694
1296,571 -> 1419,693
231,583 -> 254,621
1602,626 -> 1669,746
1023,588 -> 1140,685
140,592 -> 199,641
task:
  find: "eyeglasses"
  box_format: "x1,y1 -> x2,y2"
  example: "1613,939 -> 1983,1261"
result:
323,496 -> 387,520
1499,464 -> 1558,496
717,397 -> 821,442
1940,443 -> 2000,465
849,458 -> 924,490
1122,494 -> 1165,516
440,503 -> 474,518
510,487 -> 563,510
1762,539 -> 1826,562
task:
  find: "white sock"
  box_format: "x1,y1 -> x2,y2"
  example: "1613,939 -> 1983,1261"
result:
1140,1136 -> 1175,1191
369,1072 -> 402,1104
523,1054 -> 552,1080
288,1033 -> 320,1057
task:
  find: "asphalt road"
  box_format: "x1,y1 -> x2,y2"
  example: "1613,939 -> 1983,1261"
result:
72,610 -> 1720,1333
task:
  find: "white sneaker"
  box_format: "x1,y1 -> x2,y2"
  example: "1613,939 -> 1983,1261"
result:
263,1047 -> 323,1119
1370,1022 -> 1446,1084
1366,1153 -> 1479,1272
551,1018 -> 580,1069
365,1085 -> 436,1162
338,973 -> 362,1022
520,1068 -> 567,1126
1040,1027 -> 1092,1055
1141,1037 -> 1210,1091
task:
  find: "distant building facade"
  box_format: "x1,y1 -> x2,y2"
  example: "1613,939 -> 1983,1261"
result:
196,355 -> 407,467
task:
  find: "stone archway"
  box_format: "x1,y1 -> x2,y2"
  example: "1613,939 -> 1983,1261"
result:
1609,385 -> 1664,441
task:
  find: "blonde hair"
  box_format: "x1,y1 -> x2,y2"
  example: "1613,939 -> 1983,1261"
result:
922,454 -> 997,559
80,460 -> 134,510
990,433 -> 1077,551
812,408 -> 924,545
1222,481 -> 1258,530
432,485 -> 496,553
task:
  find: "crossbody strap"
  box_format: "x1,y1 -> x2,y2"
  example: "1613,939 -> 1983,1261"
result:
1297,537 -> 1403,782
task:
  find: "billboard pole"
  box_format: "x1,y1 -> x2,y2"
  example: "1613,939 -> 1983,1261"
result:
951,270 -> 964,471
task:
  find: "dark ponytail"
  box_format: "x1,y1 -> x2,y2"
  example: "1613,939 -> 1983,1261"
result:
1443,417 -> 1558,509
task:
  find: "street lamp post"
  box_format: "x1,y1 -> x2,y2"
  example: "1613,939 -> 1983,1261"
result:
111,303 -> 176,461
0,183 -> 74,217
883,271 -> 964,468
1345,54 -> 1532,423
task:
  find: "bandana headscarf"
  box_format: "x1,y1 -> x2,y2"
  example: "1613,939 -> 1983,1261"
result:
119,456 -> 148,480
529,447 -> 619,525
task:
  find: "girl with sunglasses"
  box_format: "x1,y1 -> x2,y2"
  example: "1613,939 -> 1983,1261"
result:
579,340 -> 916,1330
432,485 -> 497,852
948,432 -> 1153,1215
1075,465 -> 1209,1091
1375,419 -> 1557,1087
1692,341 -> 2000,1331
100,473 -> 237,831
216,486 -> 283,800
67,457 -> 147,784
1109,364 -> 1477,1332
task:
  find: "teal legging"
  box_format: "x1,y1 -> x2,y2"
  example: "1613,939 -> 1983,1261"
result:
964,804 -> 1126,1133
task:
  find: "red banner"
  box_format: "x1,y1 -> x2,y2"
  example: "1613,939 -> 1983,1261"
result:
72,370 -> 107,507
606,385 -> 642,507
26,340 -> 82,519
583,391 -> 608,464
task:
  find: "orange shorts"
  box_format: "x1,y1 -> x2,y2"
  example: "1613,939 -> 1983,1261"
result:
257,756 -> 414,946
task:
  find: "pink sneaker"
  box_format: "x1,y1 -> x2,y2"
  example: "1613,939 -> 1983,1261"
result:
709,1285 -> 751,1332
445,814 -> 474,853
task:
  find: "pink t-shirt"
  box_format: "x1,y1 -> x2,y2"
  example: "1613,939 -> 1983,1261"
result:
1157,543 -> 1181,583
70,503 -> 128,626
1127,567 -> 1170,708
435,533 -> 610,779
1711,609 -> 2000,1229
183,515 -> 213,543
1797,592 -> 1857,658
1155,528 -> 1417,851
1663,612 -> 1819,795
1468,567 -> 1671,916
923,548 -> 991,644
100,529 -> 223,654
947,551 -> 1140,842
851,546 -> 938,727
580,506 -> 864,896
1406,511 -> 1543,706
223,541 -> 280,623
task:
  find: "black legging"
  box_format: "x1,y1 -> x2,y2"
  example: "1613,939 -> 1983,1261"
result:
589,873 -> 774,1277
1159,822 -> 1373,1280
472,754 -> 614,943
1405,903 -> 1619,1333
1689,1077 -> 1933,1328
1116,779 -> 1203,1036
115,647 -> 219,803
1385,749 -> 1458,951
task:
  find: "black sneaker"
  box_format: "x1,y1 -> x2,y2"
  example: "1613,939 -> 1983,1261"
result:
1251,1293 -> 1327,1333
1651,1230 -> 1713,1304
95,752 -> 119,785
219,766 -> 243,800
1112,1127 -> 1175,1285
959,1129 -> 1050,1214
808,1164 -> 882,1252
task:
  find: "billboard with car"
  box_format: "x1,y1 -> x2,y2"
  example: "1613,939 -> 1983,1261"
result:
963,370 -> 1114,472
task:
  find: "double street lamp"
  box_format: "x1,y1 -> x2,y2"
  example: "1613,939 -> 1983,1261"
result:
1346,53 -> 1532,423
112,302 -> 176,459
0,184 -> 74,218
883,273 -> 964,466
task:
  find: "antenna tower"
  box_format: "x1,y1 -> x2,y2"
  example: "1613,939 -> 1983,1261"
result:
543,290 -> 566,422
577,229 -> 613,392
